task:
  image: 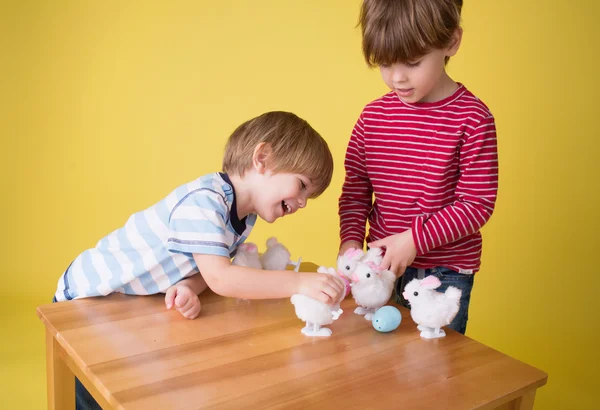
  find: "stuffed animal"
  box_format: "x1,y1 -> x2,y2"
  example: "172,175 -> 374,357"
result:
290,266 -> 344,337
402,276 -> 462,339
350,260 -> 395,320
260,237 -> 293,270
231,242 -> 263,269
336,248 -> 364,296
362,247 -> 384,266
232,237 -> 301,271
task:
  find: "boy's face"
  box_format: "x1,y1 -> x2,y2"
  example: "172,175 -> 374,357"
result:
379,31 -> 462,104
254,171 -> 313,223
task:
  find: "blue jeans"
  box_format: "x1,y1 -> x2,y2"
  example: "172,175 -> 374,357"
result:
394,266 -> 474,334
52,296 -> 102,409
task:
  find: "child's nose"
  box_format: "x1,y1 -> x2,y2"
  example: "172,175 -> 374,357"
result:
392,67 -> 407,83
298,198 -> 306,208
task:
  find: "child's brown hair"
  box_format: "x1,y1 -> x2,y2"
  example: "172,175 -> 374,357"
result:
359,0 -> 463,67
222,111 -> 334,198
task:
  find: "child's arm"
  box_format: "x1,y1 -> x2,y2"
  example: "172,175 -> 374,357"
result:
339,113 -> 373,250
193,254 -> 345,305
371,116 -> 499,274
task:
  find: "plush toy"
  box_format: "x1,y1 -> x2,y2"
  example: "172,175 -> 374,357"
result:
362,247 -> 384,266
402,276 -> 462,339
231,242 -> 262,269
260,237 -> 293,270
350,260 -> 395,320
290,266 -> 344,337
232,237 -> 301,271
336,248 -> 364,296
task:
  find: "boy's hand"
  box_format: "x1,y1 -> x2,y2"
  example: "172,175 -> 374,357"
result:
165,283 -> 201,319
368,230 -> 417,276
297,271 -> 345,306
338,240 -> 363,256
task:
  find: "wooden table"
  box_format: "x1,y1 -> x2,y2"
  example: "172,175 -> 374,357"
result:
37,264 -> 547,410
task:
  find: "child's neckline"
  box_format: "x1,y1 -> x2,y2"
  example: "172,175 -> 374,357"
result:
394,82 -> 466,110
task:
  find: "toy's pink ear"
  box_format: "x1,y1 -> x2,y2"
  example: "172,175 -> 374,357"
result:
420,276 -> 441,290
343,248 -> 356,257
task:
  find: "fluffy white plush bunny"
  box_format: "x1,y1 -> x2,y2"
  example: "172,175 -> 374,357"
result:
362,247 -> 384,266
350,260 -> 395,321
231,242 -> 262,269
402,276 -> 462,339
290,266 -> 344,337
336,247 -> 364,296
260,237 -> 293,271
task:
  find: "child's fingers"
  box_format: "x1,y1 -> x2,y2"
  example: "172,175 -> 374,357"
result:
165,287 -> 177,309
182,300 -> 201,319
175,293 -> 193,311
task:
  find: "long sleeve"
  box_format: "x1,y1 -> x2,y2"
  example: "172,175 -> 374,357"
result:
411,115 -> 499,255
339,114 -> 373,245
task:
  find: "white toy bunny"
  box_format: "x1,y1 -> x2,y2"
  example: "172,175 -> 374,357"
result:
231,242 -> 263,269
402,276 -> 462,339
290,266 -> 344,337
350,260 -> 395,321
362,247 -> 384,266
260,237 -> 298,271
336,247 -> 365,297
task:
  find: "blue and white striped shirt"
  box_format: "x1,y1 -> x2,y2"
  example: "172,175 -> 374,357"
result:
55,173 -> 256,301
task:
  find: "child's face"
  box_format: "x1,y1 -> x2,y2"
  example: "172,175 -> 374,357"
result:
379,32 -> 461,104
254,171 -> 313,223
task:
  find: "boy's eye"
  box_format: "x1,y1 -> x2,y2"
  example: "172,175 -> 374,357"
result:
405,61 -> 421,68
300,180 -> 306,190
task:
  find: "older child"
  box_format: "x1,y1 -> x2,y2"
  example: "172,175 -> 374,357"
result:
339,0 -> 498,334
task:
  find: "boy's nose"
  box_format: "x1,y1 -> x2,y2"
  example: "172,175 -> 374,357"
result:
298,198 -> 306,208
391,66 -> 407,83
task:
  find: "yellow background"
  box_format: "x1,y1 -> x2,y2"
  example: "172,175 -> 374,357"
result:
2,0 -> 599,408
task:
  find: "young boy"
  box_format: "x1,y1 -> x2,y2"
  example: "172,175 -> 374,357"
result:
339,0 -> 498,334
57,111 -> 346,409
55,111 -> 345,318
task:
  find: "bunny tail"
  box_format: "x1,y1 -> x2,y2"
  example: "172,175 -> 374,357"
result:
445,286 -> 462,301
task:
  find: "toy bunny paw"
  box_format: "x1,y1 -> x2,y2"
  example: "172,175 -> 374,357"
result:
420,328 -> 446,339
354,306 -> 368,315
331,308 -> 343,320
364,312 -> 374,321
417,324 -> 431,332
301,324 -> 332,337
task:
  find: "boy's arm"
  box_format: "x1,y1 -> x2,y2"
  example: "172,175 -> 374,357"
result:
411,116 -> 499,255
193,254 -> 344,305
339,113 -> 373,248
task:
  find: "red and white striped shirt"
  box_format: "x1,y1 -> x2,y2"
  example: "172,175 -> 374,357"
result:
339,84 -> 498,273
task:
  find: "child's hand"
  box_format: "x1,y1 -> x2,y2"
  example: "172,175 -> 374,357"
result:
368,230 -> 417,276
339,240 -> 363,256
297,272 -> 345,306
165,283 -> 201,319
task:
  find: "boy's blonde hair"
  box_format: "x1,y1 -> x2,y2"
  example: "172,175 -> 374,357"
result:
360,0 -> 463,67
222,111 -> 333,198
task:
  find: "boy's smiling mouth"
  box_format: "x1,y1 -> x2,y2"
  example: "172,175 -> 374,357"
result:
282,201 -> 293,215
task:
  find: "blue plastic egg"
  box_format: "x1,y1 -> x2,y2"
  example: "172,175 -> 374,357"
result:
372,306 -> 402,332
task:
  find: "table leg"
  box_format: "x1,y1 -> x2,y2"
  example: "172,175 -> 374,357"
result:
495,390 -> 537,410
46,330 -> 75,410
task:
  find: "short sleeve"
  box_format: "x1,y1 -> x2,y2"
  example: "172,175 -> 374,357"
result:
167,189 -> 232,257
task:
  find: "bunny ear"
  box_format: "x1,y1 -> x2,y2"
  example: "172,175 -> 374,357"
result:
420,276 -> 441,290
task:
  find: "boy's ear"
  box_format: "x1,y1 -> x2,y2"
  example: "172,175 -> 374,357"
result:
252,142 -> 272,174
446,27 -> 463,57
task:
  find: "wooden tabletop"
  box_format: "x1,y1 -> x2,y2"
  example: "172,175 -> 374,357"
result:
37,264 -> 547,410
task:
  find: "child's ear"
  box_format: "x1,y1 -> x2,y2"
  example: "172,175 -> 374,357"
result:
446,27 -> 463,57
252,142 -> 272,174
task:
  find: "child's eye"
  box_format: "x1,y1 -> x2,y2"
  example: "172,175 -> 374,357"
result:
300,180 -> 306,190
405,61 -> 421,68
